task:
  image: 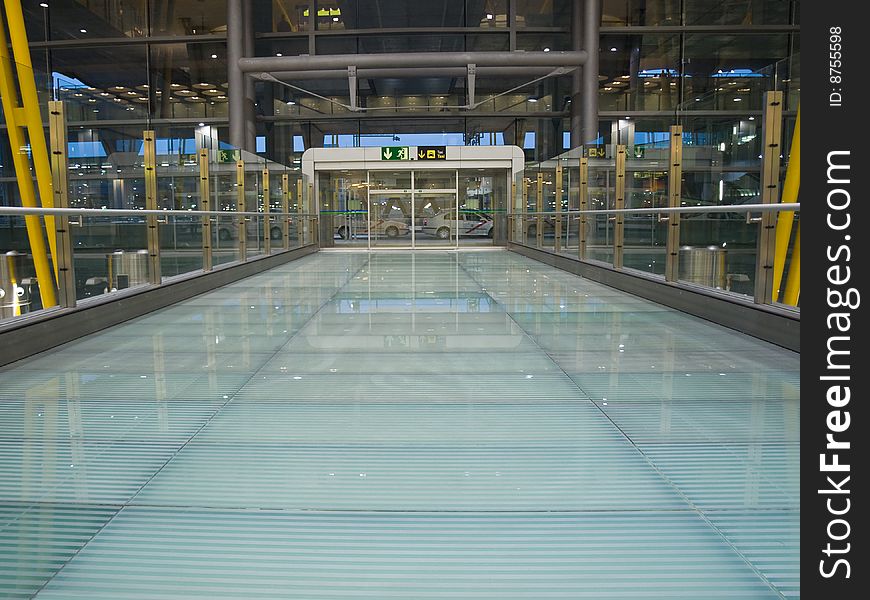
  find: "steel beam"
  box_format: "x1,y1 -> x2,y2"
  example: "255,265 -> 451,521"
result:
240,51 -> 587,73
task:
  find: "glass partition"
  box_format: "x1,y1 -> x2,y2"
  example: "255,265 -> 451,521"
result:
0,105 -> 315,327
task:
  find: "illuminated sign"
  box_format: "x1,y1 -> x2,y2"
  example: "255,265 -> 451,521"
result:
380,146 -> 410,160
416,146 -> 446,160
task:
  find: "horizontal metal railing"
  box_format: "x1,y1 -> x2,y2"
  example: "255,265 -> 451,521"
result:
508,202 -> 800,308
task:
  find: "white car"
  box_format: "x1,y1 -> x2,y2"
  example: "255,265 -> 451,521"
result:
421,211 -> 493,239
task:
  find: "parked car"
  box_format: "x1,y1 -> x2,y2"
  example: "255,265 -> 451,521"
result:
335,216 -> 410,239
421,211 -> 494,239
217,216 -> 288,241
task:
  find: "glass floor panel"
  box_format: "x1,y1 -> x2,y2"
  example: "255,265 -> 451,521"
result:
0,250 -> 799,598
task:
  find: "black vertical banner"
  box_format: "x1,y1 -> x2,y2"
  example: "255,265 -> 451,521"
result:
802,2 -> 866,598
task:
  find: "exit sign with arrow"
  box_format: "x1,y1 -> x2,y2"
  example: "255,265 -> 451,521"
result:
380,146 -> 410,160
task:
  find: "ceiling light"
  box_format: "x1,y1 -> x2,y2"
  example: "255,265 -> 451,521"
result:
733,97 -> 742,101
276,53 -> 282,57
286,100 -> 296,105
528,97 -> 538,103
198,122 -> 205,127
211,54 -> 218,59
79,28 -> 87,33
610,47 -> 617,52
543,47 -> 550,52
486,13 -> 493,19
40,2 -> 48,7
748,116 -> 755,120
332,16 -> 339,21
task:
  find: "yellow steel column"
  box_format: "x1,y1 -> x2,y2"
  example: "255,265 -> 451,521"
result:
773,105 -> 800,302
0,11 -> 56,308
4,0 -> 58,275
783,223 -> 800,305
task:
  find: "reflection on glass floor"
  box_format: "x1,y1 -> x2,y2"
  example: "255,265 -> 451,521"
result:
0,251 -> 799,599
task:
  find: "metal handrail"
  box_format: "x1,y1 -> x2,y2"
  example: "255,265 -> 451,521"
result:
517,203 -> 799,217
0,207 -> 317,218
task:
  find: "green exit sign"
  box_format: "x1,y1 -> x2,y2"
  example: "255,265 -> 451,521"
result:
381,146 -> 410,160
218,149 -> 240,163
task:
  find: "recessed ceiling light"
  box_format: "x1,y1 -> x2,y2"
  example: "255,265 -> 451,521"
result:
486,13 -> 493,19
39,2 -> 48,7
748,116 -> 755,120
733,97 -> 742,101
198,122 -> 205,127
211,54 -> 218,59
610,47 -> 617,52
543,47 -> 550,52
79,28 -> 87,33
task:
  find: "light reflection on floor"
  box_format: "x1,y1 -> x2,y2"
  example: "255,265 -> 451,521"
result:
0,250 -> 799,599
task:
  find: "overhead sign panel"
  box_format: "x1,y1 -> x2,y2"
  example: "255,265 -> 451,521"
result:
380,146 -> 410,160
416,146 -> 446,160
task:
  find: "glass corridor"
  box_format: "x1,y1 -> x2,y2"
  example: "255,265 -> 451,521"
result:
0,250 -> 799,599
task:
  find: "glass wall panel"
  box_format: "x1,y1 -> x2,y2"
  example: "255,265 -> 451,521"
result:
469,1 -> 509,27
683,0 -> 794,26
150,0 -> 227,35
599,34 -> 681,112
602,0 -> 681,26
682,34 -> 789,111
319,170 -> 368,248
51,45 -> 150,121
156,152 -> 202,279
586,154 -> 615,265
516,0 -> 571,27
150,43 -> 228,120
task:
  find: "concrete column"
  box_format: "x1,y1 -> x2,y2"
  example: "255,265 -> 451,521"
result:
581,0 -> 601,146
570,0 -> 583,148
242,0 -> 257,152
227,0 -> 245,150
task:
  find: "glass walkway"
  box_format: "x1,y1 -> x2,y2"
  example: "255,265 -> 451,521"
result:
0,250 -> 799,599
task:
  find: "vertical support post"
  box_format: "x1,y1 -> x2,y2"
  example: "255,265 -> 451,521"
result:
754,91 -> 783,304
296,178 -> 304,244
509,180 -> 516,242
236,159 -> 247,261
522,177 -> 529,244
535,172 -> 543,248
665,125 -> 683,282
613,144 -> 626,269
48,101 -> 76,308
262,168 -> 271,255
281,173 -> 290,249
309,182 -> 316,245
554,161 -> 563,252
783,223 -> 800,305
143,130 -> 161,284
198,148 -> 212,271
581,0 -> 601,146
242,0 -> 257,152
578,157 -> 588,260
